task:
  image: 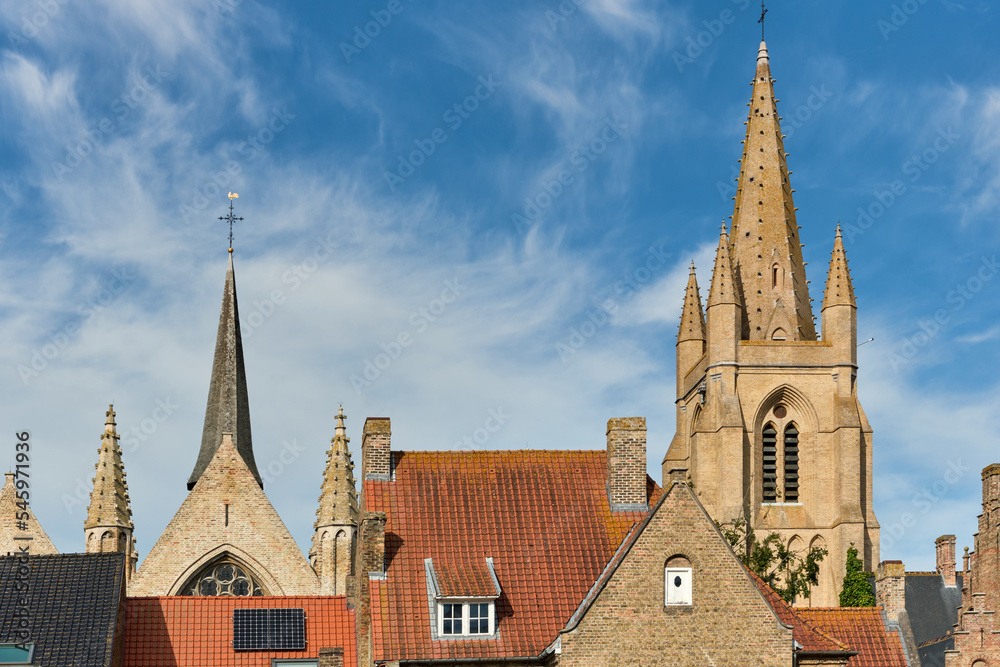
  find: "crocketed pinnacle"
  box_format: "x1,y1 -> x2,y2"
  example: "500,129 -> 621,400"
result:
314,406 -> 359,531
85,404 -> 134,531
729,40 -> 816,340
822,225 -> 856,309
708,225 -> 741,308
678,262 -> 706,343
188,253 -> 262,490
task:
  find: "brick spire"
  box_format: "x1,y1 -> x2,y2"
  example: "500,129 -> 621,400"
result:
85,405 -> 134,533
314,406 -> 359,529
822,225 -> 856,309
188,253 -> 262,490
311,405 -> 360,596
729,41 -> 816,341
678,262 -> 706,343
707,225 -> 742,308
85,404 -> 137,579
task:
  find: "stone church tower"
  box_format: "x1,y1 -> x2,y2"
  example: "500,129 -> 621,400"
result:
663,41 -> 879,606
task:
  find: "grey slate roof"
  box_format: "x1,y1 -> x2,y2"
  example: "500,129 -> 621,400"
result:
0,552 -> 125,667
905,572 -> 962,667
187,253 -> 262,490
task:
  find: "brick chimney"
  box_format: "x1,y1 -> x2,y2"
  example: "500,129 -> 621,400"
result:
875,560 -> 906,622
606,417 -> 647,511
361,511 -> 387,576
936,534 -> 957,587
318,647 -> 344,667
361,418 -> 391,483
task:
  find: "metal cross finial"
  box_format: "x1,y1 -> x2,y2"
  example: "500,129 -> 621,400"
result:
219,192 -> 243,253
758,1 -> 767,40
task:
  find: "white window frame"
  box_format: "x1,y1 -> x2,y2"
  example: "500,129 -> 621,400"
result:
436,600 -> 495,637
665,567 -> 693,606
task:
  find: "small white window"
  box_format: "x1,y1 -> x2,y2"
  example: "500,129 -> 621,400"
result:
665,567 -> 692,605
437,601 -> 494,637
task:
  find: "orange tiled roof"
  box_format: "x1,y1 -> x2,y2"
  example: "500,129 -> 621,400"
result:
799,608 -> 909,667
363,449 -> 660,662
123,596 -> 356,667
750,572 -> 851,654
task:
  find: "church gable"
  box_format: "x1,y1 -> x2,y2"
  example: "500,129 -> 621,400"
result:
556,471 -> 794,666
1,471 -> 57,556
129,433 -> 318,596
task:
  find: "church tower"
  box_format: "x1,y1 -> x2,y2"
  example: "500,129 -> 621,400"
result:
84,404 -> 137,582
310,406 -> 359,597
663,41 -> 879,606
130,251 -> 319,596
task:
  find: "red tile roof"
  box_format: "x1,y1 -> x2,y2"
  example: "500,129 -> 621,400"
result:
123,596 -> 356,666
750,573 -> 851,654
799,608 -> 909,667
363,450 -> 660,662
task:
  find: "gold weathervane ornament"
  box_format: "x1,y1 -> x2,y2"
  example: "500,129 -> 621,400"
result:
220,192 -> 243,253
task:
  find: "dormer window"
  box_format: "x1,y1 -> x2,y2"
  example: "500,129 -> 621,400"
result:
425,557 -> 502,640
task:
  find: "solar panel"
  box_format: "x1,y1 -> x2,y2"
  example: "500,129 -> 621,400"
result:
269,608 -> 306,650
233,608 -> 305,651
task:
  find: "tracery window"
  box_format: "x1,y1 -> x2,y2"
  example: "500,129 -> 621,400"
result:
181,560 -> 265,597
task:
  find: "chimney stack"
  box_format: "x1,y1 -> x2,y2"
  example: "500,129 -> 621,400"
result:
606,417 -> 648,511
936,534 -> 957,587
361,418 -> 391,484
875,560 -> 906,622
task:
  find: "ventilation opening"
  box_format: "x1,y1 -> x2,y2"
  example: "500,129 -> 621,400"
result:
784,425 -> 799,502
771,328 -> 787,341
762,423 -> 777,502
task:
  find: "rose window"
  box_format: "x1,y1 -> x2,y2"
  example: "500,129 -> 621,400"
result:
181,561 -> 265,597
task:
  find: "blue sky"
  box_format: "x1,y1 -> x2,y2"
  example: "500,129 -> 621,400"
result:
1,0 -> 997,573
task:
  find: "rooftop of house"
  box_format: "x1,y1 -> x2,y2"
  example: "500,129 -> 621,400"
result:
799,608 -> 910,667
0,552 -> 125,667
364,449 -> 661,662
124,596 -> 356,667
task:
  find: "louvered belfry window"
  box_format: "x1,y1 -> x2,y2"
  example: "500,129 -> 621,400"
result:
762,423 -> 778,502
784,424 -> 799,502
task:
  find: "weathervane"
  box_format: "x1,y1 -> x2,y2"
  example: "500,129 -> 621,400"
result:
219,192 -> 243,253
758,1 -> 767,41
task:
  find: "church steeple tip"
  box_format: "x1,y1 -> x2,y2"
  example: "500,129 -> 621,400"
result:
86,403 -> 137,580
188,253 -> 262,490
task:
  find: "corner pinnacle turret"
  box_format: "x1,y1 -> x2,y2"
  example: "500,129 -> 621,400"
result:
729,41 -> 816,341
85,405 -> 135,534
822,225 -> 856,309
708,225 -> 742,308
188,253 -> 262,490
314,406 -> 359,530
678,262 -> 706,344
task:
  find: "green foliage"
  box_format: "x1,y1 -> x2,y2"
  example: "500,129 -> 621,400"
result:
717,516 -> 827,604
839,544 -> 876,607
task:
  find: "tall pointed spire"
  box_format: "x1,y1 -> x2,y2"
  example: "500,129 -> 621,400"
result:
729,41 -> 816,341
188,253 -> 262,490
708,225 -> 741,308
822,225 -> 856,309
678,262 -> 706,343
311,405 -> 360,596
85,405 -> 137,579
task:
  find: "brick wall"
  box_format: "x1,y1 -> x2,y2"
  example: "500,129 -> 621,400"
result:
606,417 -> 647,509
318,647 -> 344,667
556,479 -> 793,666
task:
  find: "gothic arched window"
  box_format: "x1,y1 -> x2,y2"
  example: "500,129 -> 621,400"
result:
762,423 -> 778,502
180,559 -> 265,597
784,424 -> 799,502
